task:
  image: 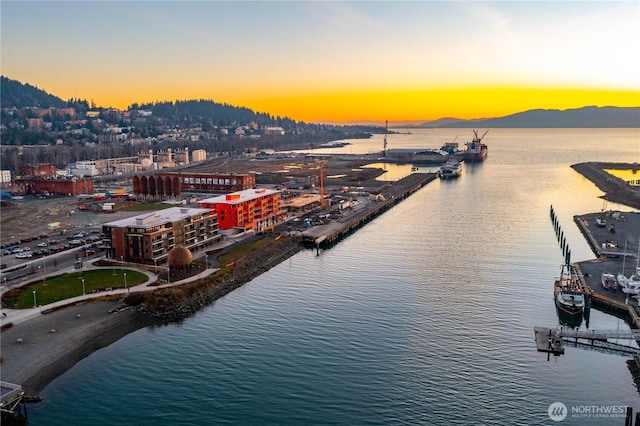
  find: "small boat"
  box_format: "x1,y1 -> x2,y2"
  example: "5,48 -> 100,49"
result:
438,162 -> 462,179
554,264 -> 585,319
601,272 -> 617,291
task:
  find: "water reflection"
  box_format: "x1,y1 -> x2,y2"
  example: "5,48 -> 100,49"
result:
604,169 -> 640,186
362,162 -> 440,181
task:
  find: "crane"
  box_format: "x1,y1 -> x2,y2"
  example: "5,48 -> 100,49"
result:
300,159 -> 328,210
318,159 -> 327,210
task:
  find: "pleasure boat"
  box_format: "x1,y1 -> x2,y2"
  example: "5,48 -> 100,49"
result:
601,272 -> 617,291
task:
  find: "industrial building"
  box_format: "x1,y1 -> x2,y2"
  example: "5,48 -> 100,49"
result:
11,177 -> 94,196
102,207 -> 222,265
198,188 -> 285,232
150,172 -> 256,194
132,175 -> 182,199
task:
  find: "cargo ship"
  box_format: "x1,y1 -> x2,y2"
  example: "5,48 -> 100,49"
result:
464,129 -> 489,163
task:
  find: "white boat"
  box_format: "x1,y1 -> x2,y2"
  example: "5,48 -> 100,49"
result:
619,241 -> 640,294
601,272 -> 617,291
438,162 -> 462,179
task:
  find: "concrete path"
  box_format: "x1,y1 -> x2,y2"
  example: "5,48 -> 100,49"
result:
0,258 -> 218,327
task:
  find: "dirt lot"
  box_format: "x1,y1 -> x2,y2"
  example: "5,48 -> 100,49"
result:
0,197 -> 137,247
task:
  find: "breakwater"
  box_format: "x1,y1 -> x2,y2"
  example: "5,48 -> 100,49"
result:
140,239 -> 302,322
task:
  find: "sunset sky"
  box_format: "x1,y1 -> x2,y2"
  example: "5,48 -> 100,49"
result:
2,1 -> 639,124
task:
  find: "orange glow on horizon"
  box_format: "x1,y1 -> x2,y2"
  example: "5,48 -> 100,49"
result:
51,82 -> 640,124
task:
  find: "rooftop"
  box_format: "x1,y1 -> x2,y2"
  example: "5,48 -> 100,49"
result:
103,207 -> 212,228
199,188 -> 279,205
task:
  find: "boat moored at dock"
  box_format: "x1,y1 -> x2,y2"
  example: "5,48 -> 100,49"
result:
437,162 -> 462,179
601,272 -> 618,291
554,264 -> 585,319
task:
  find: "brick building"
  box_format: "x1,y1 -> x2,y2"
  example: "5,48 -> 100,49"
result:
149,172 -> 256,194
11,177 -> 94,196
102,207 -> 222,264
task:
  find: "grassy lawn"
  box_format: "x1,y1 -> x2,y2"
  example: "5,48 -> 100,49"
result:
120,203 -> 175,212
13,269 -> 148,309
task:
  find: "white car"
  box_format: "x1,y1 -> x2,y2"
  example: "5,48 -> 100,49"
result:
37,242 -> 48,247
16,252 -> 33,259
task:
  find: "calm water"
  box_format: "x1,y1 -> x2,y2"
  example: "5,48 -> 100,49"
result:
29,129 -> 640,425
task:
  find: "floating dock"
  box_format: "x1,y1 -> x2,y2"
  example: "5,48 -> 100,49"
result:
534,327 -> 565,355
535,327 -> 640,357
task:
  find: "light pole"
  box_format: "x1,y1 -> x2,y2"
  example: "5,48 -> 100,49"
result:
121,256 -> 124,270
32,290 -> 37,308
81,277 -> 85,295
123,272 -> 127,292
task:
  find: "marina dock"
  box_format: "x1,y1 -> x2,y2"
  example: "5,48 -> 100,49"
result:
535,209 -> 640,358
573,210 -> 640,328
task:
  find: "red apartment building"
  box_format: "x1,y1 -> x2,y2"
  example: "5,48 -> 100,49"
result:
198,188 -> 285,232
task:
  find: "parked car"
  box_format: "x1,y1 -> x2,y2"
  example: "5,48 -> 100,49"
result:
80,249 -> 96,257
37,242 -> 48,247
16,252 -> 33,259
69,240 -> 82,246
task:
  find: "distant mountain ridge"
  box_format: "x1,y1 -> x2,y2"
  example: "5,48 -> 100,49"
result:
422,106 -> 640,128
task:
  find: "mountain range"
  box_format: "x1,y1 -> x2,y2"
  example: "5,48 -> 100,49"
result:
2,75 -> 638,127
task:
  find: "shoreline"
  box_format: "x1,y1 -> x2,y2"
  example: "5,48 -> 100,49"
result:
1,301 -> 157,396
0,240 -> 303,397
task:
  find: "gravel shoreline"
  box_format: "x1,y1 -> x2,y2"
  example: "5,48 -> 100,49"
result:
0,301 -> 157,396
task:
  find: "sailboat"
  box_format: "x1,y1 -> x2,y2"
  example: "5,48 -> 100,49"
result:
618,240 -> 640,294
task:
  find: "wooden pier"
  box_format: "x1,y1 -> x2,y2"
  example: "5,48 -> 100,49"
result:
1,381 -> 27,422
299,173 -> 437,250
534,327 -> 640,356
